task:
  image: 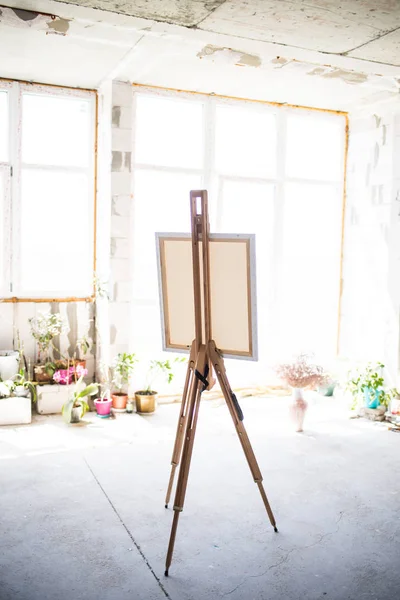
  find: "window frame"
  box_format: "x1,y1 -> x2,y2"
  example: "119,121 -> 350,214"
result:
131,85 -> 348,355
0,79 -> 97,302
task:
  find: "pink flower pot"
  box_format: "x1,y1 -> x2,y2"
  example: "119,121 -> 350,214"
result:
94,398 -> 112,416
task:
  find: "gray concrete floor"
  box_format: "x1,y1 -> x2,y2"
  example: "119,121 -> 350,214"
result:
0,394 -> 399,600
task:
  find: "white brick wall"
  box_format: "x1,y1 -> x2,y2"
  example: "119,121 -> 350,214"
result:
108,81 -> 134,361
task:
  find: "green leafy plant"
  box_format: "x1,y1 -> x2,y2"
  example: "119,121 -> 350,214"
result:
112,353 -> 138,394
13,370 -> 37,402
0,379 -> 13,398
29,312 -> 69,363
345,362 -> 395,409
137,358 -> 186,395
76,335 -> 91,359
62,377 -> 99,424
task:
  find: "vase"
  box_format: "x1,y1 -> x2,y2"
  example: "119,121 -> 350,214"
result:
290,388 -> 308,432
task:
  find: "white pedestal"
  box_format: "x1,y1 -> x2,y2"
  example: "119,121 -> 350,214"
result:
36,382 -> 85,415
0,396 -> 32,425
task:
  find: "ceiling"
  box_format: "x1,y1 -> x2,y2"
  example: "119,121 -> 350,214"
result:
1,0 -> 400,111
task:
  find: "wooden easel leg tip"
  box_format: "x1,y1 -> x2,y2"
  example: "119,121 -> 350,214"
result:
165,504 -> 168,509
164,570 -> 169,577
274,526 -> 278,533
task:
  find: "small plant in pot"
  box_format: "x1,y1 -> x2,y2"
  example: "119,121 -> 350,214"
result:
94,363 -> 113,418
111,353 -> 137,410
62,377 -> 99,424
29,312 -> 69,383
135,358 -> 184,414
346,362 -> 395,410
13,369 -> 37,402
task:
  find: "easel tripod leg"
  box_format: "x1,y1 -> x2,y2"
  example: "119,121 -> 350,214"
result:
208,342 -> 278,532
165,342 -> 196,508
165,347 -> 207,576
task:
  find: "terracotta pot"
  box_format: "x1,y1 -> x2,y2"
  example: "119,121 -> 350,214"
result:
135,392 -> 157,414
111,392 -> 128,410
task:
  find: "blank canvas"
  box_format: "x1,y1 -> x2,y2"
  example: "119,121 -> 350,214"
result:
156,233 -> 258,360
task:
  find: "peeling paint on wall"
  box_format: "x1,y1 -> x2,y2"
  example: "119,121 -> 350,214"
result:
47,17 -> 70,35
0,5 -> 70,35
309,66 -> 368,85
197,44 -> 261,68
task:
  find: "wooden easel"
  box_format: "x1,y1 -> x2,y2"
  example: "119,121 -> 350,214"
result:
164,190 -> 277,576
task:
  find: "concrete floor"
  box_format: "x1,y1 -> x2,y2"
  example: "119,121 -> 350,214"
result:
0,394 -> 399,600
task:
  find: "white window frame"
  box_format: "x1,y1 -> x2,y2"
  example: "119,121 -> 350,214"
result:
131,86 -> 347,353
0,79 -> 97,301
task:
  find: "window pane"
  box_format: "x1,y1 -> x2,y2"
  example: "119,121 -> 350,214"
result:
0,91 -> 8,162
215,104 -> 277,177
22,94 -> 91,167
0,171 -> 5,290
20,170 -> 93,295
277,183 -> 342,356
218,180 -> 275,385
135,95 -> 204,169
132,170 -> 202,352
286,114 -> 344,181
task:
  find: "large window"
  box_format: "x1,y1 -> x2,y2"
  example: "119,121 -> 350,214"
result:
132,89 -> 346,378
0,81 -> 96,299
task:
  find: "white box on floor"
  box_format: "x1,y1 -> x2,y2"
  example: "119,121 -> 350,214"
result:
36,382 -> 85,415
0,396 -> 32,425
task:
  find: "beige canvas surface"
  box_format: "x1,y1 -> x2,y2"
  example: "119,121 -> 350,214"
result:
157,234 -> 256,359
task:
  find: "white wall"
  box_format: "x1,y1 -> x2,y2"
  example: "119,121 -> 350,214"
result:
340,102 -> 400,383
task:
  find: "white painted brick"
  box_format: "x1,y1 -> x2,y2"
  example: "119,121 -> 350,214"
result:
112,195 -> 131,216
111,172 -> 132,196
110,258 -> 130,282
112,127 -> 132,152
119,105 -> 133,129
109,303 -> 130,344
109,343 -> 130,362
112,82 -> 133,108
111,237 -> 130,258
114,281 -> 132,302
111,215 -> 130,238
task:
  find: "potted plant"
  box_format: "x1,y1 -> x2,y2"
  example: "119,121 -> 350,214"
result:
74,335 -> 91,369
13,369 -> 37,402
29,312 -> 69,382
94,363 -> 113,418
0,378 -> 32,425
62,377 -> 99,424
135,358 -> 185,414
111,353 -> 137,410
346,362 -> 395,410
275,353 -> 328,432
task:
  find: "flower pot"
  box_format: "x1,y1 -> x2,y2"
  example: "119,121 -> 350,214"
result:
34,364 -> 53,383
364,387 -> 382,409
36,381 -> 85,415
94,398 -> 112,417
0,396 -> 31,425
135,392 -> 157,414
289,388 -> 307,432
70,406 -> 82,423
14,385 -> 29,398
0,351 -> 19,381
111,392 -> 128,410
